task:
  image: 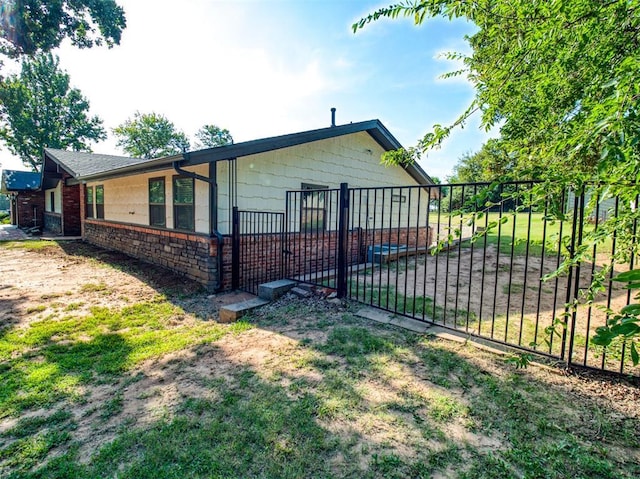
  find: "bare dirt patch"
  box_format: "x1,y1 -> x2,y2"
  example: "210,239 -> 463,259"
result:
1,242 -> 194,320
1,240 -> 638,477
357,244 -> 637,373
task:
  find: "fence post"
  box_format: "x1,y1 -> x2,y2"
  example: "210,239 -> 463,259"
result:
283,192 -> 290,281
231,206 -> 240,290
565,187 -> 585,369
337,182 -> 349,298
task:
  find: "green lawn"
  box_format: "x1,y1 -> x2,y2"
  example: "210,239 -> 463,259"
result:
0,299 -> 251,419
444,211 -> 561,257
2,300 -> 638,478
1,241 -> 638,478
461,211 -> 615,258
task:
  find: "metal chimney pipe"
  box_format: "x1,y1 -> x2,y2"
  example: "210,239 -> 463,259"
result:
331,107 -> 336,127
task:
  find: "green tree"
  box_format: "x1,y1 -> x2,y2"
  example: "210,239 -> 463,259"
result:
355,1 -> 639,185
195,124 -> 233,149
0,52 -> 106,170
356,0 -> 640,241
355,0 -> 640,355
0,0 -> 126,58
446,140 -> 517,211
448,140 -> 514,184
113,112 -> 190,159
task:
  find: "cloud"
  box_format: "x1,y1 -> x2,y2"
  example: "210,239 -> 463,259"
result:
53,0 -> 341,151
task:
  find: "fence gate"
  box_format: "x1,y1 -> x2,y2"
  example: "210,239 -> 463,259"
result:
231,207 -> 285,295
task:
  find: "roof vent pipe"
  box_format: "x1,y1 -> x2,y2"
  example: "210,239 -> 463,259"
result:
331,107 -> 336,127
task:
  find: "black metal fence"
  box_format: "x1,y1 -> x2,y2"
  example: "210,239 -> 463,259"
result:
284,182 -> 640,377
231,208 -> 285,295
283,187 -> 342,287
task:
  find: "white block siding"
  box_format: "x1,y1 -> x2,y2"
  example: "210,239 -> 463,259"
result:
44,183 -> 62,213
84,164 -> 210,234
83,132 -> 431,236
217,132 -> 430,234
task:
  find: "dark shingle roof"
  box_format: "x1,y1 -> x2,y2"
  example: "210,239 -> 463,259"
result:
43,148 -> 149,178
0,170 -> 41,192
66,120 -> 433,186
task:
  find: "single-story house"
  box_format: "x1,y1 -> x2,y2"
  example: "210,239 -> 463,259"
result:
40,118 -> 435,290
0,170 -> 43,230
0,152 -> 146,236
40,149 -> 152,236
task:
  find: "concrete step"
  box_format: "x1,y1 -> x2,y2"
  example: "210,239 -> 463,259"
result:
219,297 -> 270,323
258,279 -> 297,301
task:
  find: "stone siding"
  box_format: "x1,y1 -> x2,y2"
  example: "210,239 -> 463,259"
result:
43,212 -> 62,234
84,220 -> 219,291
81,215 -> 431,294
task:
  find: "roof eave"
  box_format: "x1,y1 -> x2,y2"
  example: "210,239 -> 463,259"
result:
184,119 -> 394,166
1,169 -> 42,192
64,119 -> 433,186
70,155 -> 181,184
43,148 -> 77,178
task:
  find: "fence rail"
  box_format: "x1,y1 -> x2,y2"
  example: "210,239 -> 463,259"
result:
231,208 -> 285,295
284,182 -> 640,378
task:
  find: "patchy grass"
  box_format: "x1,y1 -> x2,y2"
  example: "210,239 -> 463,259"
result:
350,281 -> 468,326
1,293 -> 638,478
63,302 -> 84,312
0,239 -> 59,250
79,282 -> 109,293
0,299 -> 252,419
25,305 -> 46,314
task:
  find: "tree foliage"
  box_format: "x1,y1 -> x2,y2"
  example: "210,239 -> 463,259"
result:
356,1 -> 640,348
0,0 -> 126,58
0,52 -> 106,170
355,1 -> 640,184
195,124 -> 233,149
113,112 -> 190,159
448,140 -> 515,184
355,0 -> 640,255
592,269 -> 640,365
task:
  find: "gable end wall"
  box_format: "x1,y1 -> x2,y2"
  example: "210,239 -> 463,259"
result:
14,191 -> 44,229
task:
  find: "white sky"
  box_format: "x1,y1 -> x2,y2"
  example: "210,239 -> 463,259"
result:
0,0 -> 497,181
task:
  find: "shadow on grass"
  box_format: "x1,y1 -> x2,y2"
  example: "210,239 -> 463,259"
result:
4,304 -> 640,478
55,241 -> 202,298
4,342 -> 343,478
247,300 -> 640,479
0,295 -> 23,342
1,242 -> 639,478
1,333 -> 131,419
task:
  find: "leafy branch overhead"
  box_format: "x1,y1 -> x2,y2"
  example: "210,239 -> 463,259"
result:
592,269 -> 640,365
0,0 -> 127,58
354,0 -> 640,186
356,1 -> 640,363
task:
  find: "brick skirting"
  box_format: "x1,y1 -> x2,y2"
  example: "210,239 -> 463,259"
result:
83,220 -> 431,293
229,226 -> 432,291
84,220 -> 219,291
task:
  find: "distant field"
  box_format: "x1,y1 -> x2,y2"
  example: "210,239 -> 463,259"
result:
435,212 -> 614,257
